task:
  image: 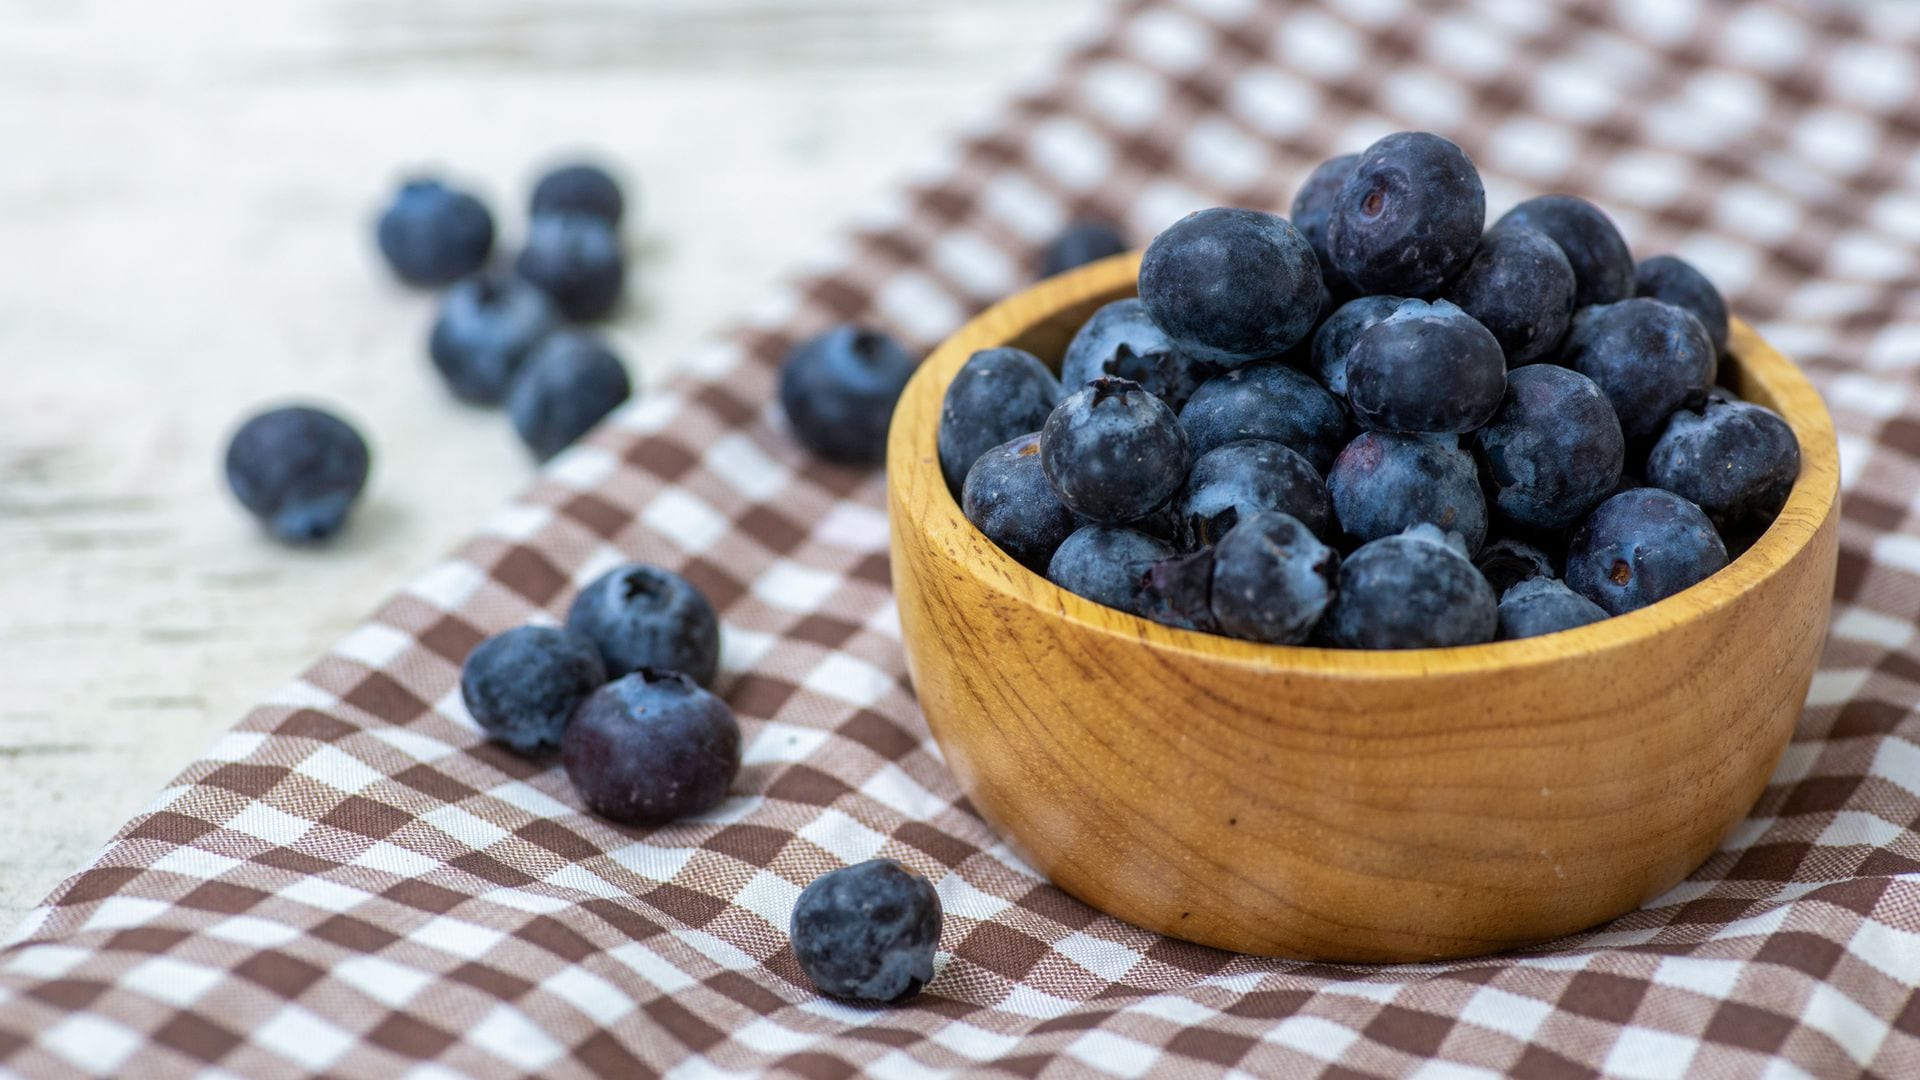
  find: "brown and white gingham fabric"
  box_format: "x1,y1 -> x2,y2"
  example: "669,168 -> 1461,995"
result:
5,0 -> 1920,1075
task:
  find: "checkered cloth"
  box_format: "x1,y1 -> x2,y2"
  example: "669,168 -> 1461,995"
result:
5,0 -> 1920,1075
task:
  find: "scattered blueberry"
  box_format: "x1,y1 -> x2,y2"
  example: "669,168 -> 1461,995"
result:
505,331 -> 632,461
1496,576 -> 1608,640
1178,361 -> 1348,470
779,325 -> 917,466
1326,132 -> 1484,296
1060,298 -> 1215,409
1041,219 -> 1128,278
1047,525 -> 1175,617
1206,511 -> 1339,645
963,433 -> 1077,572
1561,298 -> 1717,441
1041,378 -> 1191,523
1137,207 -> 1324,366
1328,432 -> 1487,553
429,272 -> 560,404
567,564 -> 721,686
1636,254 -> 1729,355
517,211 -> 625,321
1178,439 -> 1334,547
1311,294 -> 1402,396
1564,488 -> 1727,615
459,626 -> 606,754
225,405 -> 371,544
377,178 -> 495,287
531,162 -> 626,227
1290,152 -> 1359,291
1471,364 -> 1624,530
562,668 -> 741,825
1442,225 -> 1576,364
1494,195 -> 1633,308
1646,392 -> 1799,537
938,347 -> 1060,494
1475,537 -> 1557,595
1324,524 -> 1497,649
1345,299 -> 1505,434
791,859 -> 943,1004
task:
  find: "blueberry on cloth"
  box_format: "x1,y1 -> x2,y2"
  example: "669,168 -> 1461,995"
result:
376,177 -> 494,287
1497,576 -> 1608,640
1326,131 -> 1485,297
1494,194 -> 1634,309
1564,488 -> 1728,615
531,162 -> 626,227
1047,525 -> 1175,617
938,347 -> 1060,494
1646,392 -> 1799,537
1329,431 -> 1487,554
429,272 -> 559,405
1040,377 -> 1191,524
1635,254 -> 1729,356
1345,299 -> 1505,434
1324,524 -> 1497,649
224,404 -> 371,544
1560,297 -> 1717,442
1178,361 -> 1348,471
780,324 -> 917,466
963,433 -> 1078,572
459,626 -> 606,754
516,211 -> 625,321
506,331 -> 632,461
791,859 -> 943,1004
567,564 -> 721,686
1138,206 -> 1324,367
1041,219 -> 1128,278
1470,364 -> 1625,530
562,668 -> 740,825
1060,297 -> 1216,409
1442,225 -> 1577,364
1178,439 -> 1334,547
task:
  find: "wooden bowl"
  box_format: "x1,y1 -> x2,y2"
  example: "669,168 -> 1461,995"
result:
886,254 -> 1840,963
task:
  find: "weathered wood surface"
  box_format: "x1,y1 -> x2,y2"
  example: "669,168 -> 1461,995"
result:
0,0 -> 1105,924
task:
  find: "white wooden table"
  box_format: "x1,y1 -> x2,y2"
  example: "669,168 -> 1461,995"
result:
0,0 -> 1107,924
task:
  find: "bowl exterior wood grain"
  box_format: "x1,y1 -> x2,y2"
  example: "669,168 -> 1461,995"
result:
887,255 -> 1840,962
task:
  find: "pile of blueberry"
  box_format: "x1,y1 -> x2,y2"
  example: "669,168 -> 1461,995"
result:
947,131 -> 1801,648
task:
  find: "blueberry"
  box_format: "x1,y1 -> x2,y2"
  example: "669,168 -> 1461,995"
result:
1561,298 -> 1717,441
1060,298 -> 1215,409
1138,207 -> 1324,367
938,347 -> 1061,494
791,859 -> 943,1004
1041,378 -> 1190,523
562,668 -> 740,825
1179,439 -> 1334,547
1328,432 -> 1486,554
1635,254 -> 1729,355
459,626 -> 606,754
224,405 -> 371,543
1311,294 -> 1403,397
1564,488 -> 1727,615
963,434 -> 1077,572
1496,576 -> 1608,640
1041,219 -> 1128,277
516,212 -> 625,321
429,272 -> 559,404
1646,393 -> 1799,537
531,162 -> 626,227
376,178 -> 495,287
506,331 -> 633,461
1047,525 -> 1175,617
1442,226 -> 1576,364
1290,152 -> 1359,291
1494,195 -> 1633,308
1325,524 -> 1497,649
1326,132 -> 1485,296
1346,299 -> 1505,434
1474,537 -> 1557,595
779,325 -> 917,466
1178,361 -> 1347,470
1207,511 -> 1339,645
1471,364 -> 1624,530
567,564 -> 721,686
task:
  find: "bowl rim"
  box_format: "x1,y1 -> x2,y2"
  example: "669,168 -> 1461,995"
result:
887,252 -> 1841,680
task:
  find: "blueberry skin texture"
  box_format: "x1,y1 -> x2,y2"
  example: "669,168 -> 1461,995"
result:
225,405 -> 371,543
938,347 -> 1061,494
1137,207 -> 1324,367
1178,361 -> 1347,471
1471,364 -> 1625,530
567,564 -> 721,686
1329,432 -> 1487,554
506,331 -> 633,461
1475,536 -> 1557,595
1290,153 -> 1359,292
459,627 -> 606,754
1311,294 -> 1402,397
779,325 -> 917,466
531,163 -> 625,227
1040,378 -> 1191,523
1325,525 -> 1498,649
963,433 -> 1078,573
1326,132 -> 1485,297
1496,576 -> 1608,640
1443,226 -> 1576,364
1561,298 -> 1718,442
1041,219 -> 1127,278
1495,195 -> 1634,308
1209,511 -> 1339,645
1646,395 -> 1799,535
562,669 -> 741,825
1179,439 -> 1334,547
429,273 -> 560,405
791,859 -> 943,1004
516,212 -> 625,321
377,178 -> 495,287
1636,254 -> 1729,355
1060,298 -> 1215,409
1346,299 -> 1506,434
1047,526 -> 1175,617
1564,488 -> 1728,615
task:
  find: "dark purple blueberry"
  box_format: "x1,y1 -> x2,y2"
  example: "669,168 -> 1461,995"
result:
1324,524 -> 1497,649
376,178 -> 494,287
1496,576 -> 1608,640
963,433 -> 1077,572
562,669 -> 740,825
791,859 -> 942,1004
1290,152 -> 1359,292
1442,226 -> 1576,364
1047,525 -> 1175,617
1311,294 -> 1403,397
505,331 -> 633,461
1041,219 -> 1128,278
1207,511 -> 1339,645
567,564 -> 721,686
1346,299 -> 1505,434
1138,207 -> 1324,367
429,272 -> 559,404
779,325 -> 916,466
1329,432 -> 1486,554
1060,298 -> 1216,409
1178,439 -> 1334,547
1646,393 -> 1799,537
516,212 -> 625,321
1041,378 -> 1190,523
1494,195 -> 1633,308
224,404 -> 371,543
459,626 -> 606,755
938,347 -> 1061,494
1561,298 -> 1717,441
1635,254 -> 1729,355
1564,488 -> 1727,615
1474,537 -> 1557,595
1326,132 -> 1485,296
1178,361 -> 1347,470
531,162 -> 626,227
1471,364 -> 1624,530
